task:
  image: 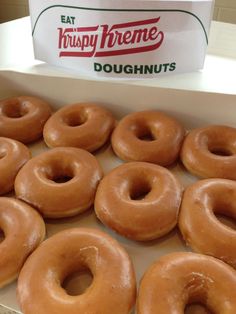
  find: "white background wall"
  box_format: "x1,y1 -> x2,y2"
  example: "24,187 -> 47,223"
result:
0,0 -> 236,24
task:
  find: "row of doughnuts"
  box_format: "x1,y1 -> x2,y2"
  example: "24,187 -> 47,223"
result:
0,96 -> 235,252
2,194 -> 226,314
4,192 -> 235,314
0,144 -> 234,314
0,96 -> 236,265
1,136 -> 233,267
6,191 -> 235,314
1,96 -> 236,180
0,96 -> 115,151
17,228 -> 236,314
95,161 -> 236,270
0,95 -> 236,314
0,197 -> 235,314
2,140 -> 234,271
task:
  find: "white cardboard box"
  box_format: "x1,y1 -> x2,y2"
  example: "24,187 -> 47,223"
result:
0,69 -> 236,313
28,0 -> 214,78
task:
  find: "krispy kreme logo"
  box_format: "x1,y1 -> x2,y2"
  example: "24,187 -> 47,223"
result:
58,17 -> 164,57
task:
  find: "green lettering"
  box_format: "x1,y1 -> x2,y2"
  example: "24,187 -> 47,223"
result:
94,63 -> 102,72
61,15 -> 66,23
169,62 -> 176,71
70,17 -> 75,25
61,15 -> 76,24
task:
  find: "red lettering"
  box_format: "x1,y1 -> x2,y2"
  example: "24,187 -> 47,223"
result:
123,31 -> 132,44
58,17 -> 164,58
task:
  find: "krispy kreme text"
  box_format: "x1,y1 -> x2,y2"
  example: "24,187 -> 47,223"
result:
58,17 -> 164,57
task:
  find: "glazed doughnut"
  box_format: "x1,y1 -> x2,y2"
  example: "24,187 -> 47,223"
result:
95,162 -> 183,241
111,110 -> 185,166
138,252 -> 236,314
179,179 -> 236,268
181,125 -> 236,179
0,197 -> 45,288
14,147 -> 103,218
0,96 -> 52,143
43,103 -> 115,152
0,137 -> 30,195
17,228 -> 136,314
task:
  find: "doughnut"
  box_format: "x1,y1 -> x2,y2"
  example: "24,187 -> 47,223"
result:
17,228 -> 136,314
181,125 -> 236,179
179,179 -> 236,268
0,96 -> 52,143
111,110 -> 185,166
138,252 -> 236,314
95,162 -> 183,241
43,103 -> 115,152
0,197 -> 45,288
14,147 -> 103,218
0,137 -> 30,195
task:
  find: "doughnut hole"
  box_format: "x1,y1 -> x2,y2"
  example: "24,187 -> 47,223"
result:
184,276 -> 214,314
63,110 -> 88,127
209,148 -> 233,157
207,138 -> 235,157
59,250 -> 95,297
2,100 -> 29,118
62,268 -> 93,296
44,161 -> 76,184
215,214 -> 236,230
129,178 -> 152,200
0,149 -> 7,160
134,123 -> 156,142
0,229 -> 5,244
212,198 -> 236,230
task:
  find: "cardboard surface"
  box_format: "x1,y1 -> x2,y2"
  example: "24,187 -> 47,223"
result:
0,70 -> 236,313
